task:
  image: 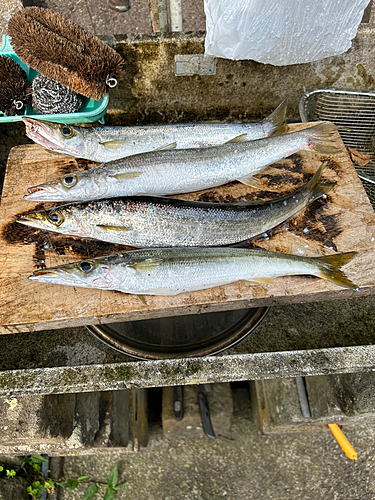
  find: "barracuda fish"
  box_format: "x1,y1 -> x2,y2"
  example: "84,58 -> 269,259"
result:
28,247 -> 358,295
22,101 -> 288,162
24,122 -> 339,202
18,162 -> 333,247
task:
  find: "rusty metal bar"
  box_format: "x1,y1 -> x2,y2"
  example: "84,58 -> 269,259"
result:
149,0 -> 168,33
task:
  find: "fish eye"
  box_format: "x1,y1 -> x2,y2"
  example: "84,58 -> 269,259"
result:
79,261 -> 93,273
62,174 -> 77,188
61,126 -> 74,138
47,211 -> 64,226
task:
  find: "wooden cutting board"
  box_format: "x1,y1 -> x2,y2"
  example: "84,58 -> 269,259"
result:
1,122 -> 375,334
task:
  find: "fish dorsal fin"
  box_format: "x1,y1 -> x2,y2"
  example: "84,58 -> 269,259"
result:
225,134 -> 248,144
154,142 -> 177,151
237,174 -> 263,189
129,258 -> 164,271
101,139 -> 127,149
97,224 -> 132,232
111,171 -> 143,180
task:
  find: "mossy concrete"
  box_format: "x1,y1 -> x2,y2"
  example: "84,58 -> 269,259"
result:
107,28 -> 375,125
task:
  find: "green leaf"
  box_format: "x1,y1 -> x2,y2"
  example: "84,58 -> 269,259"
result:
114,480 -> 129,490
56,479 -> 79,490
30,455 -> 48,464
78,475 -> 89,482
83,483 -> 99,500
103,486 -> 117,500
43,479 -> 55,489
0,466 -> 3,472
107,464 -> 118,487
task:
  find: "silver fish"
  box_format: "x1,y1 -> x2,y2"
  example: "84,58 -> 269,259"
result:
18,162 -> 333,247
24,123 -> 339,202
22,101 -> 288,162
28,247 -> 358,295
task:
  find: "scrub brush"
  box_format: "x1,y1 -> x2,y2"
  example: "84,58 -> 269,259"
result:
7,7 -> 124,101
0,55 -> 31,116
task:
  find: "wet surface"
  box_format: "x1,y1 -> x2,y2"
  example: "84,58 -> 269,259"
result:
56,158 -> 100,176
2,218 -> 133,268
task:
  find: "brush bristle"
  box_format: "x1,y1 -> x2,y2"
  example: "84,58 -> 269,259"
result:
7,7 -> 124,100
0,56 -> 31,115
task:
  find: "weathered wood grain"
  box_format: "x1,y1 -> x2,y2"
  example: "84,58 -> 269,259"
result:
1,123 -> 375,334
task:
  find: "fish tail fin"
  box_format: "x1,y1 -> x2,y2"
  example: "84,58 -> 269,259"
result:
264,100 -> 289,136
303,122 -> 340,154
306,160 -> 335,203
314,251 -> 359,290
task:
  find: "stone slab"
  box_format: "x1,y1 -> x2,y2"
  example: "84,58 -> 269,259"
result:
251,372 -> 375,434
0,390 -> 132,456
306,372 -> 375,419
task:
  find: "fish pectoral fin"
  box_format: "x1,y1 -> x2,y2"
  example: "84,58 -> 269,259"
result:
237,174 -> 263,189
111,171 -> 143,180
137,294 -> 148,304
101,139 -> 128,149
154,142 -> 177,151
225,134 -> 248,144
252,278 -> 277,285
96,224 -> 132,232
129,258 -> 164,271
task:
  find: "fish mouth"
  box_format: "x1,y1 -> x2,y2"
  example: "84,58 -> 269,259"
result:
30,269 -> 61,277
26,186 -> 43,194
17,213 -> 46,229
22,117 -> 67,154
24,184 -> 61,201
28,268 -> 64,282
29,268 -> 85,287
17,213 -> 39,221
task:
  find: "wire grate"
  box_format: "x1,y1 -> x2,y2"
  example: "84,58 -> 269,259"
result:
299,89 -> 375,208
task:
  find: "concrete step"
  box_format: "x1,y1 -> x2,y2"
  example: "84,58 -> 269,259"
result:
1,374 -> 374,454
0,389 -> 140,455
251,372 -> 375,434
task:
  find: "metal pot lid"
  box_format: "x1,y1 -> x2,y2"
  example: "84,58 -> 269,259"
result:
86,306 -> 269,360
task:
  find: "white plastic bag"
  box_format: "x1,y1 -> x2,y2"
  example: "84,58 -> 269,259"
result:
204,0 -> 371,65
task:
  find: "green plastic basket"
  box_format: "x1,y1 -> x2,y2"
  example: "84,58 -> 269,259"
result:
0,35 -> 108,124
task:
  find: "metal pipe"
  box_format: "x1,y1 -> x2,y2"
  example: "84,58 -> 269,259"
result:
295,376 -> 311,418
40,455 -> 49,500
169,0 -> 183,32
